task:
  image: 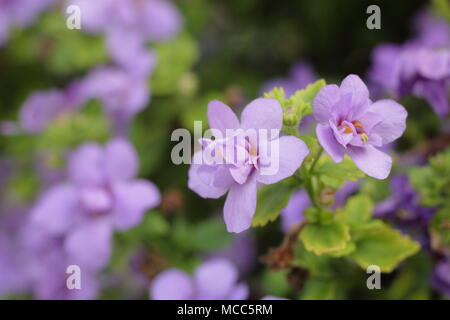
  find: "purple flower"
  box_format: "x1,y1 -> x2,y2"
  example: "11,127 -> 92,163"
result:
69,0 -> 182,42
150,259 -> 248,300
261,61 -> 317,97
188,99 -> 309,233
0,0 -> 56,45
280,191 -> 309,233
19,90 -> 68,134
68,0 -> 181,73
21,222 -> 100,299
432,260 -> 450,298
374,175 -> 434,227
313,74 -> 407,179
105,29 -> 157,78
19,80 -> 89,134
0,210 -> 30,298
368,11 -> 450,116
82,66 -> 151,135
30,138 -> 160,271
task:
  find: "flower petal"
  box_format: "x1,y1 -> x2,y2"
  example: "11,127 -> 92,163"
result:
194,259 -> 238,299
112,180 -> 161,230
150,269 -> 194,300
340,74 -> 369,109
104,138 -> 138,182
223,177 -> 257,233
257,136 -> 309,184
240,98 -> 282,131
207,100 -> 240,134
68,143 -> 104,186
316,124 -> 345,162
414,80 -> 449,117
313,84 -> 341,123
30,184 -> 77,235
227,283 -> 249,300
64,217 -> 113,271
368,99 -> 407,144
347,145 -> 392,179
188,153 -> 231,199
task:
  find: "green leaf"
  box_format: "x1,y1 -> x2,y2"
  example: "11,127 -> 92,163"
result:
349,223 -> 420,272
299,278 -> 341,300
173,218 -> 231,251
261,269 -> 291,297
189,219 -> 231,251
293,241 -> 334,277
263,87 -> 288,106
409,147 -> 450,207
318,155 -> 365,189
299,218 -> 350,255
252,179 -> 296,227
342,194 -> 373,227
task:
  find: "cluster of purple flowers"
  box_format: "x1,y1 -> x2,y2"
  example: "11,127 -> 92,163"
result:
150,258 -> 248,300
0,0 -> 181,299
369,10 -> 450,116
18,0 -> 181,136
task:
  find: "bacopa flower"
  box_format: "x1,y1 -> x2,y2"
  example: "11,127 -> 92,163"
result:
374,175 -> 435,227
188,98 -> 309,233
432,260 -> 450,298
30,138 -> 160,271
19,81 -> 88,134
369,11 -> 450,116
313,74 -> 407,179
150,259 -> 248,300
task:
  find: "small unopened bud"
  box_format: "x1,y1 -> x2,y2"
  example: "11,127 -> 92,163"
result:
283,105 -> 300,127
318,187 -> 335,207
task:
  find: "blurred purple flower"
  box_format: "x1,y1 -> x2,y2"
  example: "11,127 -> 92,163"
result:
432,259 -> 450,298
30,138 -> 160,271
314,74 -> 407,179
19,90 -> 67,134
374,175 -> 434,227
188,99 -> 309,233
19,81 -> 89,134
105,29 -> 157,78
82,66 -> 151,135
150,259 -> 248,300
0,210 -> 30,298
261,61 -> 317,97
68,0 -> 181,72
368,11 -> 450,116
0,0 -> 56,45
69,0 -> 182,41
280,191 -> 309,233
21,222 -> 100,299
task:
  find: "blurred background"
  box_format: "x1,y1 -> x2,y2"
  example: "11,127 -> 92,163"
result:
1,0 -> 450,300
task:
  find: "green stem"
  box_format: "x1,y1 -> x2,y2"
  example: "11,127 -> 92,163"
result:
309,147 -> 323,174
